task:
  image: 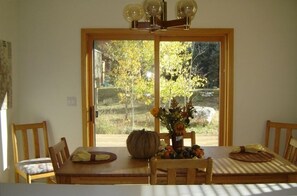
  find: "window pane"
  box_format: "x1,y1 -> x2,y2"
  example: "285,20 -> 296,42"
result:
94,40 -> 155,146
159,41 -> 219,146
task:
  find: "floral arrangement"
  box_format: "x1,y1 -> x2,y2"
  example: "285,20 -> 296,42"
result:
150,98 -> 196,136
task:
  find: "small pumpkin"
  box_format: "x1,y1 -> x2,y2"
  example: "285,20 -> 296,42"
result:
126,129 -> 160,159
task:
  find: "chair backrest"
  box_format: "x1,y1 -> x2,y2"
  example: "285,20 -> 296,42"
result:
11,121 -> 50,163
184,131 -> 196,146
150,157 -> 213,185
284,136 -> 297,165
48,137 -> 70,171
159,131 -> 196,146
265,120 -> 297,156
158,133 -> 171,145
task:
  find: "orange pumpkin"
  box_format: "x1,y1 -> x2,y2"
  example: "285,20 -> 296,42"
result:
126,129 -> 160,159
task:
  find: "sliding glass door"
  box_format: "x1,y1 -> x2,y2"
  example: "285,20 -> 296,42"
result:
81,29 -> 233,147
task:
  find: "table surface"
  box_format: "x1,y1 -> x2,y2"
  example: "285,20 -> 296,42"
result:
201,146 -> 297,184
205,146 -> 297,174
57,147 -> 149,176
55,146 -> 297,184
55,146 -> 149,184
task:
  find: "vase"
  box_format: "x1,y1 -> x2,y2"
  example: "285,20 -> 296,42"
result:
171,132 -> 184,152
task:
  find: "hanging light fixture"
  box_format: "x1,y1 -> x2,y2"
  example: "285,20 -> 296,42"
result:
123,0 -> 197,31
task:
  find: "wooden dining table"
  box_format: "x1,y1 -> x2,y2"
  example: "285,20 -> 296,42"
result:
54,146 -> 297,184
195,146 -> 297,184
55,147 -> 149,184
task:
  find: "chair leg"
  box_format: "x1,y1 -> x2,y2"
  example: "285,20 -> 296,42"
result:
26,175 -> 32,184
15,172 -> 19,183
47,176 -> 56,184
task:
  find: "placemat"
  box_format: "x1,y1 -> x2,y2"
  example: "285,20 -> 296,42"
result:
229,151 -> 274,162
72,151 -> 117,164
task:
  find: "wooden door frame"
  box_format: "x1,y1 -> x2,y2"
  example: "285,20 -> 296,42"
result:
81,28 -> 234,147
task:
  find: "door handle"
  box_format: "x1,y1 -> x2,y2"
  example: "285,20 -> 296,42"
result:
89,106 -> 94,123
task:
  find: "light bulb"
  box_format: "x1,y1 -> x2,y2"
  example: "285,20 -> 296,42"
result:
123,4 -> 144,22
143,0 -> 162,17
176,0 -> 197,19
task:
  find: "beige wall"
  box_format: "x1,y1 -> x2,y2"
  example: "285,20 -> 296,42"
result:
0,0 -> 18,182
0,0 -> 297,182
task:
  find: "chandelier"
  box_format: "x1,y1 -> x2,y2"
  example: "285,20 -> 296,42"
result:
123,0 -> 198,31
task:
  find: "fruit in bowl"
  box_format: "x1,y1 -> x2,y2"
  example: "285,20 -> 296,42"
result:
157,144 -> 204,159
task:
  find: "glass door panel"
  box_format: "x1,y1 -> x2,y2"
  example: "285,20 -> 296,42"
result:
93,40 -> 155,146
159,41 -> 220,146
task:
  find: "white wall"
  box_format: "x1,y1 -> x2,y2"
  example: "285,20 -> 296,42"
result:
1,0 -> 296,182
0,0 -> 18,183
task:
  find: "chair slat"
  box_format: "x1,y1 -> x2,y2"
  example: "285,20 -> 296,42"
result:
186,168 -> 196,184
167,169 -> 176,184
33,127 -> 40,158
22,130 -> 29,160
274,128 -> 281,154
285,128 -> 293,154
43,125 -> 49,157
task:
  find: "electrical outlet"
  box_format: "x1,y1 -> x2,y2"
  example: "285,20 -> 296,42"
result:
67,96 -> 77,106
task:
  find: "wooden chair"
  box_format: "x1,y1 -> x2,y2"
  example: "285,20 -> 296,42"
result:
159,131 -> 196,146
48,137 -> 70,173
284,136 -> 297,165
150,157 -> 213,185
158,133 -> 171,145
11,121 -> 54,183
265,120 -> 297,156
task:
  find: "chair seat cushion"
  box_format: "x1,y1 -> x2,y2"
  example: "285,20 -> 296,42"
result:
16,157 -> 53,175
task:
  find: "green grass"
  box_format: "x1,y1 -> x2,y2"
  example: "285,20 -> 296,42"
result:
95,108 -> 218,136
95,88 -> 219,136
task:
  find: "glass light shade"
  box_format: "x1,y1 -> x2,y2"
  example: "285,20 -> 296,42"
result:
123,4 -> 144,22
176,0 -> 197,19
143,0 -> 162,17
